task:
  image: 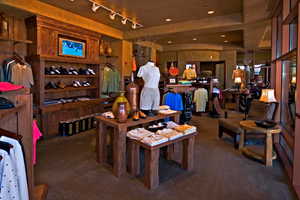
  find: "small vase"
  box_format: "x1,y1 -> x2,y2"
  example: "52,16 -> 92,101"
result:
126,73 -> 139,113
112,91 -> 131,116
117,102 -> 128,123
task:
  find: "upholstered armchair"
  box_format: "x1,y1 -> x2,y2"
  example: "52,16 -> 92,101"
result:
218,100 -> 278,149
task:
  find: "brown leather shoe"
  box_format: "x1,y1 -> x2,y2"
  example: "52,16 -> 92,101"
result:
139,111 -> 147,119
57,81 -> 66,89
132,111 -> 140,121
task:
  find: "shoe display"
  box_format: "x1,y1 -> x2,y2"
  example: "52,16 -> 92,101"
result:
45,82 -> 58,89
139,111 -> 147,119
87,68 -> 96,75
57,81 -> 66,89
72,81 -> 82,88
132,111 -> 140,121
69,68 -> 79,75
82,81 -> 91,87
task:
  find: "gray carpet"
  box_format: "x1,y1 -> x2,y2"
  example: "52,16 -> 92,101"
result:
35,115 -> 297,200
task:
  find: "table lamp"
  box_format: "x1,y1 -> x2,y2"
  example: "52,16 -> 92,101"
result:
234,77 -> 242,90
291,76 -> 296,84
259,89 -> 277,103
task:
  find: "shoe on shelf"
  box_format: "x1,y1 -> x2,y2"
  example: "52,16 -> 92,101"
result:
52,66 -> 61,75
45,82 -> 58,89
57,81 -> 66,89
139,111 -> 147,119
82,81 -> 91,87
59,67 -> 68,75
69,68 -> 79,75
87,68 -> 96,75
72,81 -> 82,88
132,111 -> 140,121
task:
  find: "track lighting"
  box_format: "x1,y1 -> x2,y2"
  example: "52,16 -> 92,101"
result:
109,12 -> 116,20
92,2 -> 100,12
132,23 -> 137,29
121,18 -> 127,25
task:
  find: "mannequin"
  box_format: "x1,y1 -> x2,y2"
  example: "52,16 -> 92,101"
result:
137,61 -> 161,116
183,65 -> 197,80
232,66 -> 245,88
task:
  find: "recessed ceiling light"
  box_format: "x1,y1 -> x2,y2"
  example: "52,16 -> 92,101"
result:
193,38 -> 197,41
132,23 -> 137,29
121,18 -> 127,25
220,34 -> 226,38
92,2 -> 100,12
224,40 -> 229,43
208,10 -> 215,15
168,41 -> 172,44
165,18 -> 172,22
109,12 -> 116,20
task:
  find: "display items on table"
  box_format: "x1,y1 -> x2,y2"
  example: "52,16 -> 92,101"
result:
102,111 -> 115,119
0,97 -> 14,109
137,61 -> 161,116
117,102 -> 128,123
0,82 -> 24,92
126,121 -> 196,146
126,77 -> 139,112
112,91 -> 131,116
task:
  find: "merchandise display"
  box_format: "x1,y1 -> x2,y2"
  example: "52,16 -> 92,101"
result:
137,61 -> 161,111
126,121 -> 196,147
183,67 -> 197,80
102,64 -> 120,95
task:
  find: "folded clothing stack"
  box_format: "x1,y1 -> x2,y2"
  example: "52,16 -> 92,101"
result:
159,105 -> 170,110
102,111 -> 115,119
158,109 -> 177,115
157,128 -> 183,140
166,121 -> 179,129
141,135 -> 168,146
127,128 -> 154,140
174,124 -> 197,135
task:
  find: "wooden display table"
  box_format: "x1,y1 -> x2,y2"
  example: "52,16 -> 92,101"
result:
239,120 -> 281,166
128,132 -> 197,189
95,112 -> 180,177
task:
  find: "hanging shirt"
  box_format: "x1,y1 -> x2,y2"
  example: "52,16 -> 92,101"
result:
33,120 -> 42,165
11,63 -> 34,88
163,92 -> 183,111
137,62 -> 160,89
193,88 -> 208,112
0,149 -> 20,200
101,66 -> 120,94
0,136 -> 29,200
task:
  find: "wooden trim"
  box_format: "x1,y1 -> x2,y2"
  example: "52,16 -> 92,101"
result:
0,104 -> 25,118
281,128 -> 295,149
274,143 -> 293,180
282,2 -> 298,24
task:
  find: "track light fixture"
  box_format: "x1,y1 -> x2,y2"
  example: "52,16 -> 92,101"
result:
109,12 -> 116,20
121,18 -> 127,25
92,2 -> 100,12
87,0 -> 143,29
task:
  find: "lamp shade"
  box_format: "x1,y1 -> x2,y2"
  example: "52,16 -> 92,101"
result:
234,77 -> 242,84
291,76 -> 296,84
259,89 -> 277,103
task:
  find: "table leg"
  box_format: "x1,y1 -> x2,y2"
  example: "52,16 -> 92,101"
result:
128,140 -> 140,176
145,148 -> 160,189
265,132 -> 273,167
182,136 -> 195,171
239,129 -> 245,151
96,122 -> 107,163
113,126 -> 127,177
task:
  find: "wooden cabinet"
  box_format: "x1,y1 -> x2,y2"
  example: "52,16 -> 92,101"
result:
25,16 -> 112,137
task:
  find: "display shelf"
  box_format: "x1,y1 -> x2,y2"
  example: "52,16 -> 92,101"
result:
0,104 -> 25,118
40,55 -> 99,64
45,75 -> 96,78
45,86 -> 97,94
0,36 -> 33,44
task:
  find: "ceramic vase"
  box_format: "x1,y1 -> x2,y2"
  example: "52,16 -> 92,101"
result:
112,91 -> 131,116
117,102 -> 128,123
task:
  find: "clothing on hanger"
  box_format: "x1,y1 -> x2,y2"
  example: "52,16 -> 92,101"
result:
101,64 -> 120,94
163,92 -> 183,111
194,88 -> 208,112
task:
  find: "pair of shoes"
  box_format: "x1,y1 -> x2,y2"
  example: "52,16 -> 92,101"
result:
82,81 -> 90,87
78,68 -> 96,75
59,67 -> 69,75
57,81 -> 66,89
132,111 -> 147,121
45,67 -> 58,75
45,82 -> 58,89
72,81 -> 82,88
69,68 -> 79,75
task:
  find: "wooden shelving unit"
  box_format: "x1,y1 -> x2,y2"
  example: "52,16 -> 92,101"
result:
45,86 -> 97,93
45,74 -> 96,78
0,36 -> 33,44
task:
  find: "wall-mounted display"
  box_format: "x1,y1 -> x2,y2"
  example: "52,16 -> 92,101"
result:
58,36 -> 86,58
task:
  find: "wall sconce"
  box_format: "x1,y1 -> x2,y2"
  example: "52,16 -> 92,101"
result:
291,76 -> 296,84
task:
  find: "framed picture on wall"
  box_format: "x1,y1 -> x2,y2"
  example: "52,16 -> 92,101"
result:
58,36 -> 86,58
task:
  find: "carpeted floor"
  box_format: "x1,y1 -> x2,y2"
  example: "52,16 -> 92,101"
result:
35,115 -> 297,200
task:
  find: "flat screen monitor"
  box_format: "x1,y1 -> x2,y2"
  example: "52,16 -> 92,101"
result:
58,37 -> 86,58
